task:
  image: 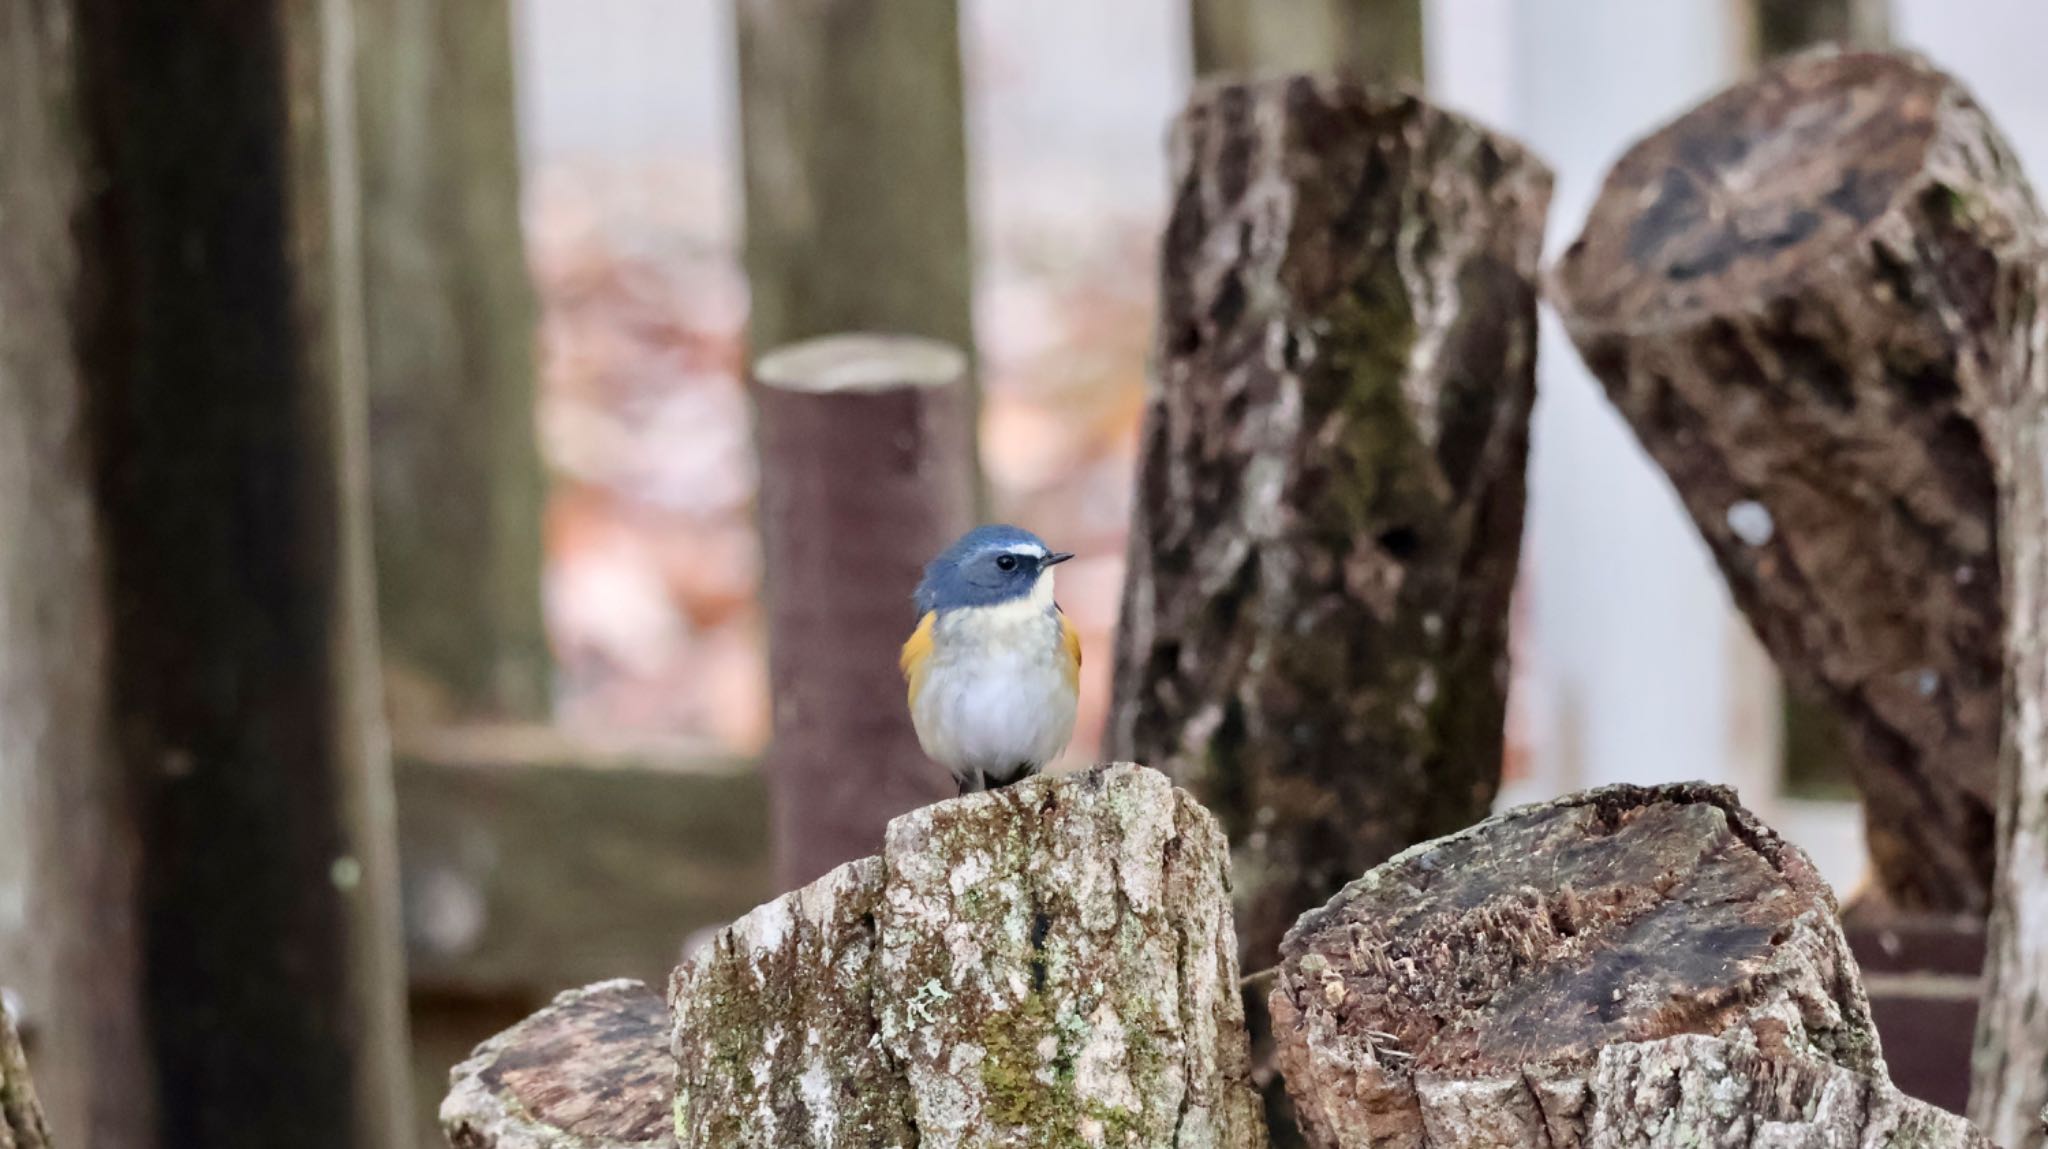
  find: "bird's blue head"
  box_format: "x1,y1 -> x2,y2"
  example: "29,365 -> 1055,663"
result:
914,524 -> 1074,616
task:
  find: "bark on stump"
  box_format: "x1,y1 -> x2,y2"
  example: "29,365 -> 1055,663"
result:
1972,150 -> 2048,1149
754,334 -> 973,891
1,998 -> 53,1149
1550,50 -> 2043,915
1109,75 -> 1551,972
442,979 -> 675,1149
1271,784 -> 1993,1149
670,763 -> 1267,1149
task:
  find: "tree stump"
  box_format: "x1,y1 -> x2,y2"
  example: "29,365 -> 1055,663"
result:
1,996 -> 53,1149
1270,784 -> 1992,1149
442,979 -> 674,1149
1109,74 -> 1551,972
1550,50 -> 2046,915
670,764 -> 1267,1149
753,334 -> 974,891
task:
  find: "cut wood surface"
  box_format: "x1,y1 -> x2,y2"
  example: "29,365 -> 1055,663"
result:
1271,784 -> 1993,1149
441,979 -> 674,1149
670,763 -> 1266,1149
754,334 -> 973,891
1110,73 -> 1550,973
1551,50 -> 2045,915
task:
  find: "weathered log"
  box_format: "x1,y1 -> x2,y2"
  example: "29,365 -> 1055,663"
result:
1550,50 -> 2045,914
733,0 -> 982,506
754,334 -> 973,890
1271,784 -> 1992,1149
357,0 -> 551,721
1189,0 -> 1423,85
1,996 -> 53,1149
1973,176 -> 2048,1149
0,2 -> 413,1146
442,979 -> 674,1149
670,763 -> 1267,1148
1109,75 -> 1550,973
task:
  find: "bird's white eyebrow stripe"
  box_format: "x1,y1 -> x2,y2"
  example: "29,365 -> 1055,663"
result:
1004,544 -> 1048,558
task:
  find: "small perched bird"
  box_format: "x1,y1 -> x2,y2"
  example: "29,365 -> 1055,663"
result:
900,525 -> 1081,795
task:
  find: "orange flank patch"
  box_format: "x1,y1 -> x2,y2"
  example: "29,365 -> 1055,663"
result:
901,611 -> 937,708
1059,609 -> 1083,693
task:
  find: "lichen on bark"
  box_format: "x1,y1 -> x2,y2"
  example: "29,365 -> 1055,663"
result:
670,764 -> 1267,1149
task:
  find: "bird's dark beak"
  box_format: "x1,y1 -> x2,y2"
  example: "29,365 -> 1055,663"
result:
1042,551 -> 1075,567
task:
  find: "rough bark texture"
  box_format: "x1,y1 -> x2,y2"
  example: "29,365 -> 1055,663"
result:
670,763 -> 1267,1149
442,979 -> 676,1149
1550,50 -> 2045,915
1189,0 -> 1423,85
1271,784 -> 1992,1149
0,998 -> 53,1149
0,1 -> 414,1145
733,0 -> 981,506
754,335 -> 974,890
356,0 -> 550,721
1972,153 -> 2048,1149
1109,75 -> 1550,975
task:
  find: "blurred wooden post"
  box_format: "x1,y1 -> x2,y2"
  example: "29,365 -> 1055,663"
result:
733,0 -> 982,508
0,996 -> 53,1149
1744,0 -> 1891,58
753,335 -> 973,891
355,0 -> 551,722
0,2 -> 413,1146
1551,52 -> 2030,917
1190,0 -> 1423,84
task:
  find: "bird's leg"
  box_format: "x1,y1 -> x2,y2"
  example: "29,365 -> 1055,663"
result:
956,769 -> 985,797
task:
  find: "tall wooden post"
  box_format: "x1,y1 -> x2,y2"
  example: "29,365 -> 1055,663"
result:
0,2 -> 413,1146
1112,74 -> 1549,979
753,335 -> 974,891
733,0 -> 982,506
1745,0 -> 1892,58
1551,51 -> 2029,917
1190,0 -> 1423,84
355,0 -> 551,722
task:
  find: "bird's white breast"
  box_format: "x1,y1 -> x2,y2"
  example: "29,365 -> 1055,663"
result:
911,577 -> 1077,784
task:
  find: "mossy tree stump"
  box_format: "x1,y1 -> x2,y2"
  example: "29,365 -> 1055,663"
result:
670,764 -> 1267,1149
1271,784 -> 1992,1149
1551,50 -> 2047,917
1109,74 -> 1551,976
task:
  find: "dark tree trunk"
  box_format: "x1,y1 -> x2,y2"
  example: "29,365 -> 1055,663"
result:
0,2 -> 413,1146
1110,74 -> 1550,974
1189,0 -> 1423,85
1270,784 -> 1992,1149
1550,51 -> 2035,917
753,335 -> 973,891
733,0 -> 982,509
356,0 -> 551,722
1,997 -> 54,1149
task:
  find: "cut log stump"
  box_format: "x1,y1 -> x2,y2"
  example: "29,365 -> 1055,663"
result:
441,979 -> 674,1149
1550,49 -> 2048,915
1271,784 -> 1993,1149
1,994 -> 52,1149
671,763 -> 1267,1149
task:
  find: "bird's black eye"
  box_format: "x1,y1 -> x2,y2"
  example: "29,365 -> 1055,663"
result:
995,554 -> 1019,572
